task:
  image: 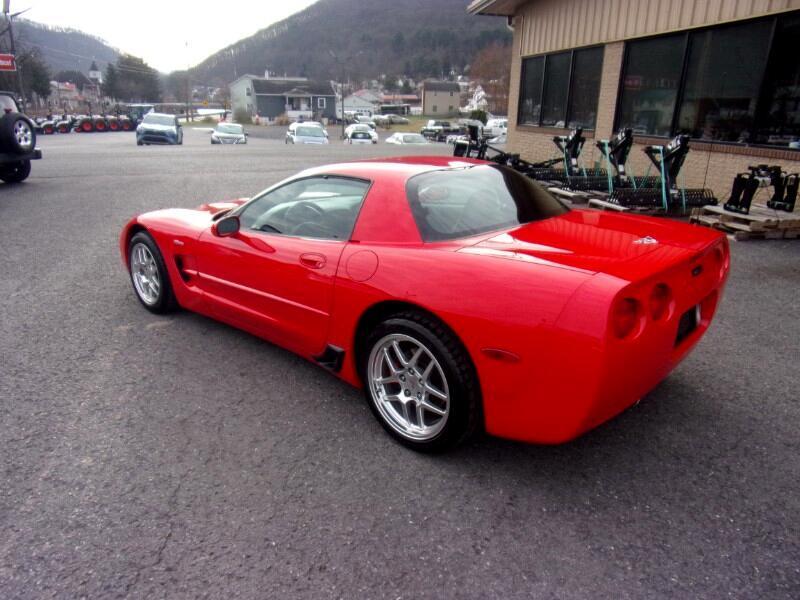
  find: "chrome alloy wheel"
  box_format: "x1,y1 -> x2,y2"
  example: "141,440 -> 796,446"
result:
130,242 -> 161,305
15,120 -> 34,151
368,333 -> 450,441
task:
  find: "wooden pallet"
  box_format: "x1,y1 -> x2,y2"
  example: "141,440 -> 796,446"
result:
690,204 -> 800,240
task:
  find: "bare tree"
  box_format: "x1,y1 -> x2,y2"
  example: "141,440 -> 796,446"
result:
469,43 -> 511,115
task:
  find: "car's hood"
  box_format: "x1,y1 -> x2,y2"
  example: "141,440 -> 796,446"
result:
137,199 -> 248,231
139,124 -> 176,132
459,209 -> 722,279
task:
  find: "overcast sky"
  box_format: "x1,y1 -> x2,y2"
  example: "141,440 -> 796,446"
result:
16,0 -> 318,72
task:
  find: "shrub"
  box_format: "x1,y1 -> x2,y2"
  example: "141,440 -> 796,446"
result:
274,113 -> 290,126
469,110 -> 488,124
233,109 -> 252,125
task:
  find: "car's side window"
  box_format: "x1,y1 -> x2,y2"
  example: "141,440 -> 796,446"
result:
239,176 -> 370,241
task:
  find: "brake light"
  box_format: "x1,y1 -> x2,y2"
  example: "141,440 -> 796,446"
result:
649,283 -> 672,321
3,108 -> 11,114
611,297 -> 642,339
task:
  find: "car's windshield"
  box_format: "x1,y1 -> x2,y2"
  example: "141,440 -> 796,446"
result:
142,114 -> 176,127
216,123 -> 243,134
406,165 -> 569,242
297,127 -> 324,137
403,134 -> 426,143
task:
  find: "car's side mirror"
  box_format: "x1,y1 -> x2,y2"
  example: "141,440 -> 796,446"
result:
212,215 -> 240,237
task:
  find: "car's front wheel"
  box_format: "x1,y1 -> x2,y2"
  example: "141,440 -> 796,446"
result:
362,312 -> 480,452
128,231 -> 176,314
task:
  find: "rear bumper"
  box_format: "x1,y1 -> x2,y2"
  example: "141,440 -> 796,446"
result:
480,239 -> 729,444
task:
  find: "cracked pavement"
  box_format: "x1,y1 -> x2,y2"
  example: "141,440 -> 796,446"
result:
0,130 -> 798,599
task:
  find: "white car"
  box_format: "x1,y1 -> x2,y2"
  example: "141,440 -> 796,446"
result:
484,118 -> 508,138
286,125 -> 329,145
288,121 -> 328,138
344,123 -> 378,143
385,132 -> 429,145
210,122 -> 247,144
345,131 -> 374,145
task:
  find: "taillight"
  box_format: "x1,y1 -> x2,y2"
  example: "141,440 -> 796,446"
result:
611,297 -> 642,339
712,243 -> 729,281
649,283 -> 672,321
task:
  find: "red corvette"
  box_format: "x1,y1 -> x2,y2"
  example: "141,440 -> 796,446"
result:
120,156 -> 729,451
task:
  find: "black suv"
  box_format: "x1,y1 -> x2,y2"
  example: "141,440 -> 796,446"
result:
0,92 -> 42,183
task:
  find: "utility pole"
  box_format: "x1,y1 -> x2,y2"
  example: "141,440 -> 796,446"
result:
185,41 -> 192,123
2,1 -> 29,112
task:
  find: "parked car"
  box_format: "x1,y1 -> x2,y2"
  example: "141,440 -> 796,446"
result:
286,125 -> 329,145
120,156 -> 730,451
0,91 -> 42,183
385,132 -> 429,145
211,122 -> 248,144
136,113 -> 183,145
420,120 -> 464,141
484,118 -> 508,138
386,114 -> 410,125
345,123 -> 378,143
345,131 -> 374,145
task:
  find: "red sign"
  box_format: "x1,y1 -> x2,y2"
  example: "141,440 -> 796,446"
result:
0,54 -> 16,72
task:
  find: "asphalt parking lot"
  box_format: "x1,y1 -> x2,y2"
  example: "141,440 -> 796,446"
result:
1,127 -> 798,599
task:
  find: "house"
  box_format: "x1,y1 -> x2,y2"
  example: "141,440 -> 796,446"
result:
352,88 -> 382,104
230,75 -> 336,122
338,93 -> 377,119
467,0 -> 800,199
422,81 -> 461,116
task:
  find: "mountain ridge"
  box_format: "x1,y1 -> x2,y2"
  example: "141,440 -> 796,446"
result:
190,0 -> 510,86
13,19 -> 121,75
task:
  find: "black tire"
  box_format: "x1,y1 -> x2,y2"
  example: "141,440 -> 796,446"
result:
0,160 -> 31,183
137,139 -> 143,146
127,231 -> 177,314
0,114 -> 37,154
360,311 -> 481,452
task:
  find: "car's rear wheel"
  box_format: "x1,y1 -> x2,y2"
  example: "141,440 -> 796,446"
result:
128,231 -> 176,314
362,312 -> 480,452
0,160 -> 31,183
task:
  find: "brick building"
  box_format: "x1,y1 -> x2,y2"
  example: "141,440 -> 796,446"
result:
467,0 -> 800,199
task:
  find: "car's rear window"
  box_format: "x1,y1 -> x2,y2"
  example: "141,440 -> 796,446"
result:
406,165 -> 569,242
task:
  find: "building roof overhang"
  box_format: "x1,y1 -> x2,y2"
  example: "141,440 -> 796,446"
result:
467,0 -> 527,17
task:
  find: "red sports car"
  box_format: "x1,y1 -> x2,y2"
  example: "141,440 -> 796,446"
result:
120,156 -> 729,451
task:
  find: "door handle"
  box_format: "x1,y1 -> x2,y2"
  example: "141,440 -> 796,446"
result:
300,253 -> 326,269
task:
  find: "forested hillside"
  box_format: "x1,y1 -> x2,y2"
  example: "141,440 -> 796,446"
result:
191,0 -> 510,86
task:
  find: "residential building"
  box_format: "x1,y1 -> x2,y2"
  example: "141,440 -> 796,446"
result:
338,93 -> 377,118
422,81 -> 461,116
468,0 -> 800,199
229,75 -> 336,122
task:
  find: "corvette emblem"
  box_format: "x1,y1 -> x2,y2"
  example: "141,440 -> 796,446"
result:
633,236 -> 659,245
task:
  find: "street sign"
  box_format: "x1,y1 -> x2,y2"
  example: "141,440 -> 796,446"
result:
0,54 -> 16,71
